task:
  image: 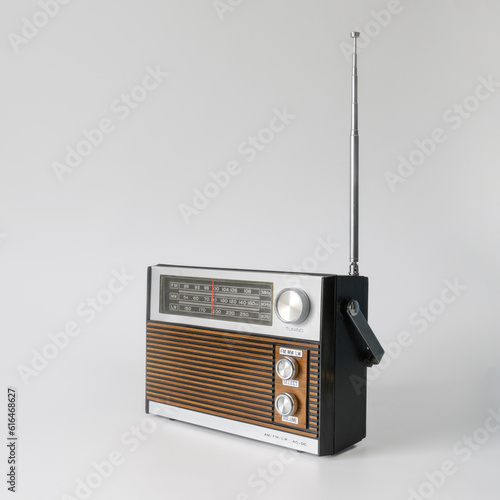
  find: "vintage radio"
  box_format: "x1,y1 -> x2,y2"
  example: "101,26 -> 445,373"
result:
145,33 -> 384,456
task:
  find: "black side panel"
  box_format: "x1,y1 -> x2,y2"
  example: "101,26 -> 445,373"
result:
318,276 -> 337,456
145,266 -> 152,414
332,275 -> 369,453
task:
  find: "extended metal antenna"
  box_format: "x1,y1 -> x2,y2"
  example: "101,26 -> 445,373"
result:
349,32 -> 360,276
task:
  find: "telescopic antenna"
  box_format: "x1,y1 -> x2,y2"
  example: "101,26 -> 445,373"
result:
349,32 -> 360,276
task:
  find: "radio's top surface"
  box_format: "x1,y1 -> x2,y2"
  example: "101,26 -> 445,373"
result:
148,264 -> 337,342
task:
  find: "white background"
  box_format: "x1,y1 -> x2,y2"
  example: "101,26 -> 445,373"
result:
1,1 -> 499,499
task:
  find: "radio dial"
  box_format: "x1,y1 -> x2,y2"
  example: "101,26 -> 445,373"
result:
276,356 -> 298,380
275,288 -> 310,324
275,393 -> 297,417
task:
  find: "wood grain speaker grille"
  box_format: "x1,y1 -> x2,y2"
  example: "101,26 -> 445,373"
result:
146,322 -> 319,438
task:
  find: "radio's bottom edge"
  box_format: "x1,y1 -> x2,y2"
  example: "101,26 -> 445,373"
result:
148,401 -> 320,455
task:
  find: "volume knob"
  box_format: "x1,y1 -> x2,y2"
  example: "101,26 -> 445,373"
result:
275,288 -> 310,324
275,393 -> 297,417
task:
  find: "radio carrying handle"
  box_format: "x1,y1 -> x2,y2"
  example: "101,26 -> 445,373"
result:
346,300 -> 384,367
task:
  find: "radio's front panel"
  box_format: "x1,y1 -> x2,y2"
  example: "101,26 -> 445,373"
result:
146,265 -> 329,455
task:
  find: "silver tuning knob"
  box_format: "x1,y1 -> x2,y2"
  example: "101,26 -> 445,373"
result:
275,288 -> 310,324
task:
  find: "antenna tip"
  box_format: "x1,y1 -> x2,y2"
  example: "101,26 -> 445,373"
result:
351,31 -> 360,38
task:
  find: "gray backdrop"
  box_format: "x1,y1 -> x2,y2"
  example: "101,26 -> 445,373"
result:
1,1 -> 499,499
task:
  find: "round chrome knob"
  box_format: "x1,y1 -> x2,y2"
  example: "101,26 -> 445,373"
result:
276,356 -> 298,380
275,393 -> 297,417
275,288 -> 310,324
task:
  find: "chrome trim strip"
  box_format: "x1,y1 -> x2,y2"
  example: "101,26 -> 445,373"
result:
149,401 -> 319,455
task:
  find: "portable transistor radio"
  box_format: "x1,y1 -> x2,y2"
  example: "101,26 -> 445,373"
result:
145,33 -> 385,456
